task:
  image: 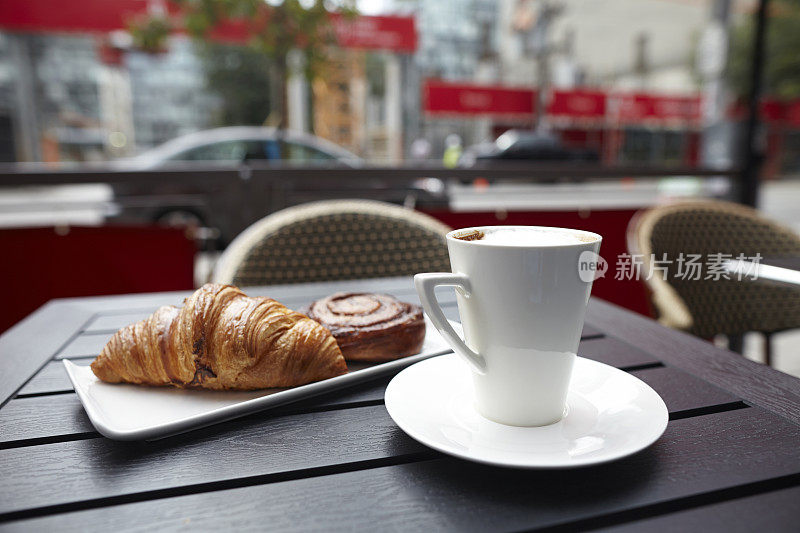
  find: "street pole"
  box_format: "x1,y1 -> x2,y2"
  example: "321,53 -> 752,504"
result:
515,0 -> 562,132
699,0 -> 732,171
9,35 -> 40,161
740,0 -> 770,207
535,47 -> 549,132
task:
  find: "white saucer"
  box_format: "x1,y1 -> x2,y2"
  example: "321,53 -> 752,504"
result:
385,353 -> 668,469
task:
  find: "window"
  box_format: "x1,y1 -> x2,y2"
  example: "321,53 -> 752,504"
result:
171,140 -> 265,162
281,141 -> 337,163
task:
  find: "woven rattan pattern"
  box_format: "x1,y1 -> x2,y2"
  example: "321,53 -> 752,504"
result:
231,212 -> 451,286
648,203 -> 800,338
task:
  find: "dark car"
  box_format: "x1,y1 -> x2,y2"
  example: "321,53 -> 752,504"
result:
464,130 -> 600,165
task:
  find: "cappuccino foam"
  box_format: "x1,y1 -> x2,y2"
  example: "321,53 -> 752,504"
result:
465,228 -> 594,247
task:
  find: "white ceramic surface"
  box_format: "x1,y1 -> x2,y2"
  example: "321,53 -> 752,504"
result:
65,315 -> 452,441
385,353 -> 669,469
415,226 -> 602,426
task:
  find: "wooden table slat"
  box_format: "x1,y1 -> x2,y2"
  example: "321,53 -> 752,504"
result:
56,310 -> 602,360
586,299 -> 800,424
578,336 -> 659,369
0,303 -> 93,408
82,312 -> 154,334
55,333 -> 114,360
0,365 -> 739,446
0,404 -> 425,516
596,485 -> 800,532
580,322 -> 604,339
1,408 -> 798,530
0,376 -> 393,446
16,359 -> 92,397
23,320 -> 605,395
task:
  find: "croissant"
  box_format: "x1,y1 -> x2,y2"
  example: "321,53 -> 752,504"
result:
91,284 -> 348,390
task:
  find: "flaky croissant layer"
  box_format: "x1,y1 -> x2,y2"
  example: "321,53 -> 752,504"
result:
91,284 -> 348,390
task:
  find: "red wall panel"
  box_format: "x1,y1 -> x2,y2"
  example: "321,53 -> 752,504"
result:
0,225 -> 195,333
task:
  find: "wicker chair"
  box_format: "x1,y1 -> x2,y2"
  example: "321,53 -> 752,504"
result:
629,200 -> 800,365
213,200 -> 452,287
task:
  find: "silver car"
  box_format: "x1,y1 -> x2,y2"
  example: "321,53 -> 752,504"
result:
127,126 -> 361,168
110,127 -> 371,244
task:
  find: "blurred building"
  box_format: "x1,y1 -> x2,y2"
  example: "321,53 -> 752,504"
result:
0,0 -> 798,173
0,5 -> 416,164
412,0 -> 800,174
126,38 -> 220,148
0,34 -> 20,162
1,34 -> 106,162
410,0 -> 715,165
497,0 -> 709,92
412,0 -> 500,156
0,32 -> 221,162
312,50 -> 367,156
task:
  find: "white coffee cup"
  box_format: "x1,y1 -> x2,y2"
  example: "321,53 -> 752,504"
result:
415,225 -> 602,427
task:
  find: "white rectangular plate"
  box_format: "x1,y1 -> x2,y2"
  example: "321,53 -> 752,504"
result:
65,316 -> 455,441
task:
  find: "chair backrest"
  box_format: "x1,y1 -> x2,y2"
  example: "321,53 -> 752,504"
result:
629,200 -> 800,338
213,200 -> 452,286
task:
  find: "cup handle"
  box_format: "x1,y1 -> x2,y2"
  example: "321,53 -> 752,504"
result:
414,272 -> 487,375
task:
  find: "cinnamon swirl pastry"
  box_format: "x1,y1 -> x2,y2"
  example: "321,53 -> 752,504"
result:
304,293 -> 426,362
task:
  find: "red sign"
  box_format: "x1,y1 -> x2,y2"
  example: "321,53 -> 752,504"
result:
787,101 -> 800,128
424,80 -> 535,118
759,99 -> 786,123
0,1 -> 417,52
728,98 -> 789,124
332,14 -> 416,53
610,93 -> 701,123
0,0 -> 154,34
547,89 -> 606,120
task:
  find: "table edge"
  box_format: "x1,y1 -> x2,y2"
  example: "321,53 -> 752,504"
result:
587,298 -> 800,425
0,301 -> 94,407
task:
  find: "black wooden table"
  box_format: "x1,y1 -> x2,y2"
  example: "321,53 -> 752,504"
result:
725,255 -> 800,287
1,277 -> 799,531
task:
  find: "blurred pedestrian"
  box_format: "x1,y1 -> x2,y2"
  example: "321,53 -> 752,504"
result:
442,134 -> 462,168
410,138 -> 432,162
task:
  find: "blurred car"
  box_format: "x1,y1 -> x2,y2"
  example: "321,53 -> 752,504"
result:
108,127 -> 447,245
126,126 -> 362,169
461,130 -> 599,166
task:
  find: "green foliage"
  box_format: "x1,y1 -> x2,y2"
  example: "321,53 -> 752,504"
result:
727,0 -> 800,98
131,0 -> 357,127
199,44 -> 273,126
172,0 -> 356,76
128,15 -> 173,53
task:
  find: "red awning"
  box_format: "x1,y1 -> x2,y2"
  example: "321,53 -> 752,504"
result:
727,98 -> 792,125
332,14 -> 416,53
608,92 -> 702,125
547,89 -> 606,120
423,81 -> 704,126
0,0 -> 155,34
0,1 -> 417,52
788,101 -> 800,128
423,80 -> 535,119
